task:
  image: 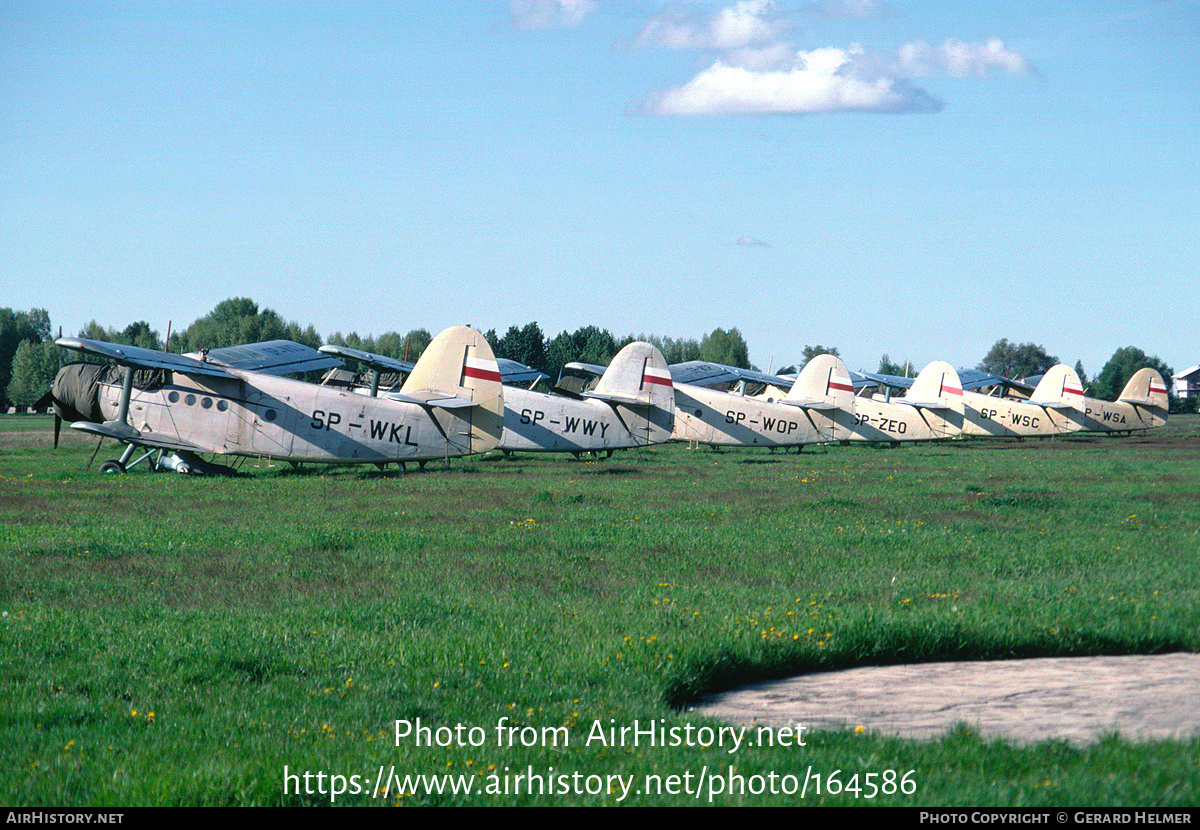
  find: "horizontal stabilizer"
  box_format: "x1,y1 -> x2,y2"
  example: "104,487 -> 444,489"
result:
896,399 -> 953,409
583,390 -> 650,407
384,390 -> 477,409
780,399 -> 839,410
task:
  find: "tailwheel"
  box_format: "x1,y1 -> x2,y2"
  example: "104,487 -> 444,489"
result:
99,460 -> 126,474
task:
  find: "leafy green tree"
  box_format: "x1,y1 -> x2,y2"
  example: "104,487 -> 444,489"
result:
120,321 -> 161,350
1,308 -> 53,409
493,322 -> 548,374
977,339 -> 1059,379
74,321 -> 163,362
639,335 -> 700,365
1092,346 -> 1174,403
699,328 -> 751,368
283,322 -> 321,350
6,340 -> 59,408
171,298 -> 310,352
877,354 -> 910,376
544,326 -> 617,378
1074,360 -> 1089,391
401,328 -> 432,361
795,344 -> 839,371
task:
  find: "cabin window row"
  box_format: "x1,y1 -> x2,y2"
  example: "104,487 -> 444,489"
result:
166,391 -> 229,412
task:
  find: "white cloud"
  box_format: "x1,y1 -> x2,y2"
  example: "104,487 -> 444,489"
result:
737,235 -> 770,246
645,47 -> 943,115
511,0 -> 597,30
638,0 -> 789,50
897,38 -> 1033,77
633,2 -> 1033,115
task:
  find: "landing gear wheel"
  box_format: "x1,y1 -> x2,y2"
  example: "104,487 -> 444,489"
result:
99,460 -> 126,474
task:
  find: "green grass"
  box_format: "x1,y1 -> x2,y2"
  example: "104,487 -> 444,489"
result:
2,415 -> 1199,806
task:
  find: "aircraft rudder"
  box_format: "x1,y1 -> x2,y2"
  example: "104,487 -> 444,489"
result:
1033,364 -> 1085,405
404,326 -> 505,454
908,360 -> 964,403
594,341 -> 675,444
788,354 -> 854,407
594,342 -> 673,407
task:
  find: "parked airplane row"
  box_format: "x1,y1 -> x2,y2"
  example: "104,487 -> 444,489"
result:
40,326 -> 1169,474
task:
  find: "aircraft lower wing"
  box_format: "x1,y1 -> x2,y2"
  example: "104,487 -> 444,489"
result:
70,420 -> 208,453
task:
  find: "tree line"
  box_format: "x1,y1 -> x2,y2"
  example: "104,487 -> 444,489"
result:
0,299 -> 1184,411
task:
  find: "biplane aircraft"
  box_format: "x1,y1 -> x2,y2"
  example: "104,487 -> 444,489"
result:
668,358 -> 852,449
46,326 -> 503,474
956,364 -> 1087,438
666,356 -> 965,449
824,356 -> 965,443
324,341 -> 675,457
1077,367 -> 1169,434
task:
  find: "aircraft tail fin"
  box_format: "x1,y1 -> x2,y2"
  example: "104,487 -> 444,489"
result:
784,354 -> 854,441
902,360 -> 964,437
401,326 -> 504,454
1119,368 -> 1169,409
586,341 -> 674,445
1030,364 -> 1086,408
785,354 -> 855,409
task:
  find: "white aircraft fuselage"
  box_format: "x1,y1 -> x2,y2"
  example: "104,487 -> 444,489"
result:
91,370 -> 488,463
959,392 -> 1081,438
670,383 -> 832,448
500,386 -> 666,453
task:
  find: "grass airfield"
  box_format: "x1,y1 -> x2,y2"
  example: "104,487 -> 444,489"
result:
2,414 -> 1198,806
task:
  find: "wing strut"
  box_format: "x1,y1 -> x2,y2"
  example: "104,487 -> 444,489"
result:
107,368 -> 140,441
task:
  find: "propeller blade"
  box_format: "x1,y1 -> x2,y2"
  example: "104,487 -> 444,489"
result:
33,389 -> 63,449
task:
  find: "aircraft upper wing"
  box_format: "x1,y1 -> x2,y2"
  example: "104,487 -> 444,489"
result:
562,360 -> 607,378
669,361 -> 794,390
56,337 -> 235,378
197,340 -> 342,375
318,344 -> 414,376
856,370 -> 914,391
497,358 -> 550,387
958,369 -> 1030,393
855,368 -> 1016,393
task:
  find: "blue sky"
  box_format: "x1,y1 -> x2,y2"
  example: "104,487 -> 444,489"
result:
3,1 -> 1197,376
